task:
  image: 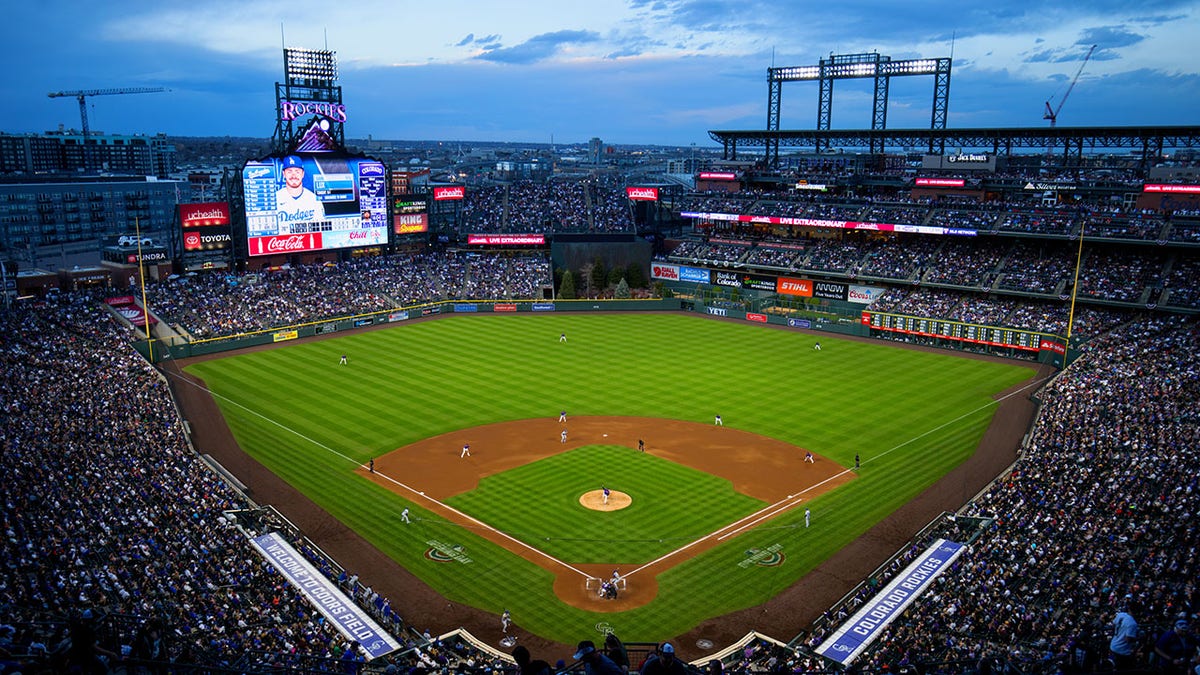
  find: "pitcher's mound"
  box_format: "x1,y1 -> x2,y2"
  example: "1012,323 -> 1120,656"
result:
580,489 -> 631,511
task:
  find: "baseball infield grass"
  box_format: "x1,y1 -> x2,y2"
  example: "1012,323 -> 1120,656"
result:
185,312 -> 1036,643
446,445 -> 766,564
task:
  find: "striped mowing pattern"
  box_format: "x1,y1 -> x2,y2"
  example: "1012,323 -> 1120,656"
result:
186,313 -> 1036,643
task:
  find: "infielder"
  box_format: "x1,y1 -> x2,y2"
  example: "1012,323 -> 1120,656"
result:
602,486 -> 611,504
461,443 -> 471,458
559,410 -> 567,423
561,429 -> 568,443
714,414 -> 723,426
401,508 -> 410,524
805,508 -> 811,528
804,451 -> 815,463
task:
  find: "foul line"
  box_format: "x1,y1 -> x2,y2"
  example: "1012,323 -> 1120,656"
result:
626,373 -> 1053,580
167,369 -> 594,581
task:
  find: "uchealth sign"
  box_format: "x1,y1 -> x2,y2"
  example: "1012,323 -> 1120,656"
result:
776,277 -> 812,297
626,186 -> 659,201
466,234 -> 545,245
179,202 -> 230,227
433,186 -> 465,200
651,263 -> 680,281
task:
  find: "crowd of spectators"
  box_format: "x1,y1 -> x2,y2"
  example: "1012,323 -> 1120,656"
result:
994,242 -> 1073,295
0,292 -> 419,673
922,239 -> 1005,288
857,237 -> 939,281
459,179 -> 634,234
1076,249 -> 1165,303
819,314 -> 1200,674
148,253 -> 551,339
1163,256 -> 1200,309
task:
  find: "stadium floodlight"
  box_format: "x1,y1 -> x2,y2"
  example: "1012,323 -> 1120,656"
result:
285,48 -> 338,83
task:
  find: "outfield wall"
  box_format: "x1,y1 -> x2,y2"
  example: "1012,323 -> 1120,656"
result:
138,298 -> 680,362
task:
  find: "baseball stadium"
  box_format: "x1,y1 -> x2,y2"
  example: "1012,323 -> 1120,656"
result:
3,41 -> 1200,675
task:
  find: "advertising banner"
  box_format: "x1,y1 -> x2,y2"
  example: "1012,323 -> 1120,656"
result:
745,313 -> 768,323
494,303 -> 518,312
467,234 -> 546,245
626,187 -> 659,201
776,277 -> 813,297
1143,184 -> 1200,194
251,532 -> 401,660
1039,339 -> 1066,354
180,202 -> 231,227
812,280 -> 849,301
650,263 -> 681,281
393,213 -> 428,235
847,285 -> 885,305
531,303 -> 556,312
678,266 -> 711,284
816,539 -> 965,665
914,178 -> 965,188
740,273 -> 777,291
454,304 -> 478,313
387,311 -> 409,322
698,172 -> 737,181
712,270 -> 742,288
680,212 -> 976,237
787,318 -> 812,329
433,186 -> 465,200
272,330 -> 298,342
249,233 -> 325,256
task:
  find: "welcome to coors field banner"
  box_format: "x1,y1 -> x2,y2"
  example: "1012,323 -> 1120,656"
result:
815,539 -> 965,666
250,532 -> 401,659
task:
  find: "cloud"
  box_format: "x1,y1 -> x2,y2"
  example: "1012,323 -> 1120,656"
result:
476,29 -> 601,64
456,34 -> 475,47
1076,25 -> 1146,48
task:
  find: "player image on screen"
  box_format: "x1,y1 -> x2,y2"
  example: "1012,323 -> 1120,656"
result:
276,155 -> 324,226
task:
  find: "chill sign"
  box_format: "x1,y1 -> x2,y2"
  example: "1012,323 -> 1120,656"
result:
626,187 -> 659,201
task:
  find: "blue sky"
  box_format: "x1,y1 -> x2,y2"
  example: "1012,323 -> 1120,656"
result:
4,1 -> 1198,147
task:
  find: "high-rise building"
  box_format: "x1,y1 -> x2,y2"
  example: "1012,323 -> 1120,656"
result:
0,130 -> 177,178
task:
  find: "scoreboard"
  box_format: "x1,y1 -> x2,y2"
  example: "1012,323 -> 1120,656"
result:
862,312 -> 1061,352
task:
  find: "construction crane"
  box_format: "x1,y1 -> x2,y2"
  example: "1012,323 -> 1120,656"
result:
1043,45 -> 1095,127
47,87 -> 168,141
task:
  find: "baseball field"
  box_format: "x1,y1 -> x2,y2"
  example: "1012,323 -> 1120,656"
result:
181,312 -> 1039,645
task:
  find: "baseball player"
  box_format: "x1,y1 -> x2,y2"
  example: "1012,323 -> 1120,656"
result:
559,332 -> 567,342
602,486 -> 611,504
638,439 -> 645,452
340,354 -> 348,365
804,451 -> 815,463
813,341 -> 821,351
501,609 -> 511,633
561,429 -> 568,443
855,453 -> 860,469
461,443 -> 471,458
805,508 -> 811,528
368,458 -> 374,473
559,410 -> 567,423
714,414 -> 723,426
401,508 -> 410,524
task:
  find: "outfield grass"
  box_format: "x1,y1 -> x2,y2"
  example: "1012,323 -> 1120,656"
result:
185,312 -> 1036,643
446,445 -> 766,564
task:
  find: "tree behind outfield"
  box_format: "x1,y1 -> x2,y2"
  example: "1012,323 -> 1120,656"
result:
625,262 -> 648,289
559,269 -> 577,299
614,278 -> 631,299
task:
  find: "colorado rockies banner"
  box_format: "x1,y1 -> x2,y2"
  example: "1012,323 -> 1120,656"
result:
815,538 -> 965,666
251,532 -> 402,659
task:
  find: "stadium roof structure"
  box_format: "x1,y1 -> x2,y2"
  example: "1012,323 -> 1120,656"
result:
708,125 -> 1200,165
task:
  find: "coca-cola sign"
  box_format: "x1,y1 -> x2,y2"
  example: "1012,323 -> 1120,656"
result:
248,233 -> 324,257
433,186 -> 465,200
626,187 -> 659,201
179,202 -> 231,227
